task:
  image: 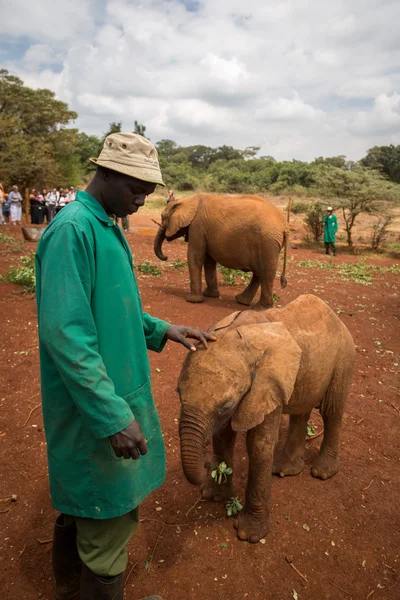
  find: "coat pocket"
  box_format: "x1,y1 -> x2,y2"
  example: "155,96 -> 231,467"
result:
109,382 -> 161,461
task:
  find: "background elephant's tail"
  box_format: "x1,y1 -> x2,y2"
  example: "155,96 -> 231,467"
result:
280,230 -> 288,288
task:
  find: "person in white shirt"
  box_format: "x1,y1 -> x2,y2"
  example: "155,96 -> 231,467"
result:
46,188 -> 59,222
66,187 -> 76,203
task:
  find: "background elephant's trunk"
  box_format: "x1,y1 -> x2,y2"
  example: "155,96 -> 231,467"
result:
179,405 -> 212,486
154,226 -> 168,261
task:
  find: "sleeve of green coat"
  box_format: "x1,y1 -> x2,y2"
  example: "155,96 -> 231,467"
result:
142,312 -> 170,352
37,223 -> 135,439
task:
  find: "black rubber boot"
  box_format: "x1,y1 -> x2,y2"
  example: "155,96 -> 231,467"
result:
80,564 -> 124,600
52,514 -> 82,600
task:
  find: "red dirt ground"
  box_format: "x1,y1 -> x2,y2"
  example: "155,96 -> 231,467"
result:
0,219 -> 399,600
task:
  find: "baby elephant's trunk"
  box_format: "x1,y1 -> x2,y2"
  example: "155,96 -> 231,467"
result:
179,406 -> 212,486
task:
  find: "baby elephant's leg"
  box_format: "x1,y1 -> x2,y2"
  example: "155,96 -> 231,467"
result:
234,407 -> 281,543
273,412 -> 311,477
312,368 -> 351,480
201,422 -> 236,502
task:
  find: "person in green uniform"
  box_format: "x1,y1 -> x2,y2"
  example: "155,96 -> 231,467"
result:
35,133 -> 215,600
323,206 -> 338,256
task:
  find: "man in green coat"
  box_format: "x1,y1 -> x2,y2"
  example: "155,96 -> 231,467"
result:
323,206 -> 338,256
36,133 -> 214,600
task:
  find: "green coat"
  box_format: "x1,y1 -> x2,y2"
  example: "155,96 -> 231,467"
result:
35,190 -> 169,519
323,214 -> 338,243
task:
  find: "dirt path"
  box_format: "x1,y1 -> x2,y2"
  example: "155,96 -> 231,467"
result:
0,230 -> 399,600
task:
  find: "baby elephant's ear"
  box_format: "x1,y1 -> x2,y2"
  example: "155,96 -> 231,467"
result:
232,323 -> 302,432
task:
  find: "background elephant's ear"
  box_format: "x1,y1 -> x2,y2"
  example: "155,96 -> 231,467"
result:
231,323 -> 302,432
165,195 -> 200,237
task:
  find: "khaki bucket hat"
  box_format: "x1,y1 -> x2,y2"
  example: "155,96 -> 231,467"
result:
90,133 -> 165,186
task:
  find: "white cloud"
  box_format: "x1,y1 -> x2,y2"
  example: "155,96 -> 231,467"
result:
3,0 -> 400,160
350,93 -> 400,136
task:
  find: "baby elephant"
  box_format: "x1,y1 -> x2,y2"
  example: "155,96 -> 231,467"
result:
178,294 -> 356,543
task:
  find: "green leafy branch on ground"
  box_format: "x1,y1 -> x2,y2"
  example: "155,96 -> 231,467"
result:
135,261 -> 162,276
1,254 -> 36,293
209,462 -> 243,517
218,265 -> 252,286
0,232 -> 24,254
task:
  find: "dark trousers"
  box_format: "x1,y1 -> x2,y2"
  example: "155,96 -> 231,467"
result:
325,242 -> 336,255
30,206 -> 44,225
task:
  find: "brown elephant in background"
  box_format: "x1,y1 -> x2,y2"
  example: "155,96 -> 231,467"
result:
154,193 -> 288,308
178,295 -> 356,543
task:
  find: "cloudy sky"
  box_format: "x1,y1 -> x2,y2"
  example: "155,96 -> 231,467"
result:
1,0 -> 400,160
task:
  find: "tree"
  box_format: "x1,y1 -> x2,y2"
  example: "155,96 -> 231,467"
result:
156,139 -> 179,161
133,120 -> 146,137
315,166 -> 399,247
0,69 -> 79,191
360,145 -> 400,183
305,202 -> 325,241
77,133 -> 102,174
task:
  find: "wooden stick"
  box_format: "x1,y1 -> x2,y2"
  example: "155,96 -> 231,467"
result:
125,560 -> 138,584
23,403 -> 41,427
0,508 -> 11,514
186,495 -> 203,517
366,591 -> 375,599
325,577 -> 353,597
363,480 -> 374,491
151,219 -> 162,228
37,538 -> 53,545
147,525 -> 165,575
389,401 -> 400,414
289,562 -> 308,583
140,517 -> 190,528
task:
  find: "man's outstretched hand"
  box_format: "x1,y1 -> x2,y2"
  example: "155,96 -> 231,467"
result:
109,420 -> 147,460
165,325 -> 216,352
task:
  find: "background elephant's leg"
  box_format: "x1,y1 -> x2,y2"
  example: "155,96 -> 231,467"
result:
273,412 -> 310,477
201,422 -> 236,502
312,369 -> 349,480
235,274 -> 260,306
234,407 -> 281,543
203,254 -> 219,298
253,255 -> 280,309
186,237 -> 205,303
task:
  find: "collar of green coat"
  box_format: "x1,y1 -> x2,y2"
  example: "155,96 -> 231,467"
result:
76,190 -> 115,227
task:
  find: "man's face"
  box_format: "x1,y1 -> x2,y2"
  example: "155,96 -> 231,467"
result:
13,186 -> 18,192
102,170 -> 157,218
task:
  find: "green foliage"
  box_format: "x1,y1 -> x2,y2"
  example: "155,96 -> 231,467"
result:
305,202 -> 325,242
0,69 -> 79,191
218,265 -> 252,286
210,462 -> 233,485
168,259 -> 188,270
5,254 -> 36,292
135,261 -> 162,276
307,422 -> 315,437
288,200 -> 310,214
0,232 -> 24,252
225,497 -> 243,517
361,145 -> 400,183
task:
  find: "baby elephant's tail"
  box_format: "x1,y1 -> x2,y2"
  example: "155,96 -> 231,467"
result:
280,230 -> 289,288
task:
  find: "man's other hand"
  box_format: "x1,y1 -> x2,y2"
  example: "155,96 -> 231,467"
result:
165,325 -> 216,352
109,420 -> 148,460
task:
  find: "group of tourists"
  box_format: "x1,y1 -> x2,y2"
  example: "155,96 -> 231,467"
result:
0,184 -> 77,226
29,187 -> 76,224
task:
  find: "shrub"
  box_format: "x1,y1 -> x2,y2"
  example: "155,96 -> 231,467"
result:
305,202 -> 325,242
370,215 -> 393,250
287,200 -> 310,214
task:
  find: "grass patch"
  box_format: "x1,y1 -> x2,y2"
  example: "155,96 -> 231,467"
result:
168,259 -> 188,270
297,258 -> 399,285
